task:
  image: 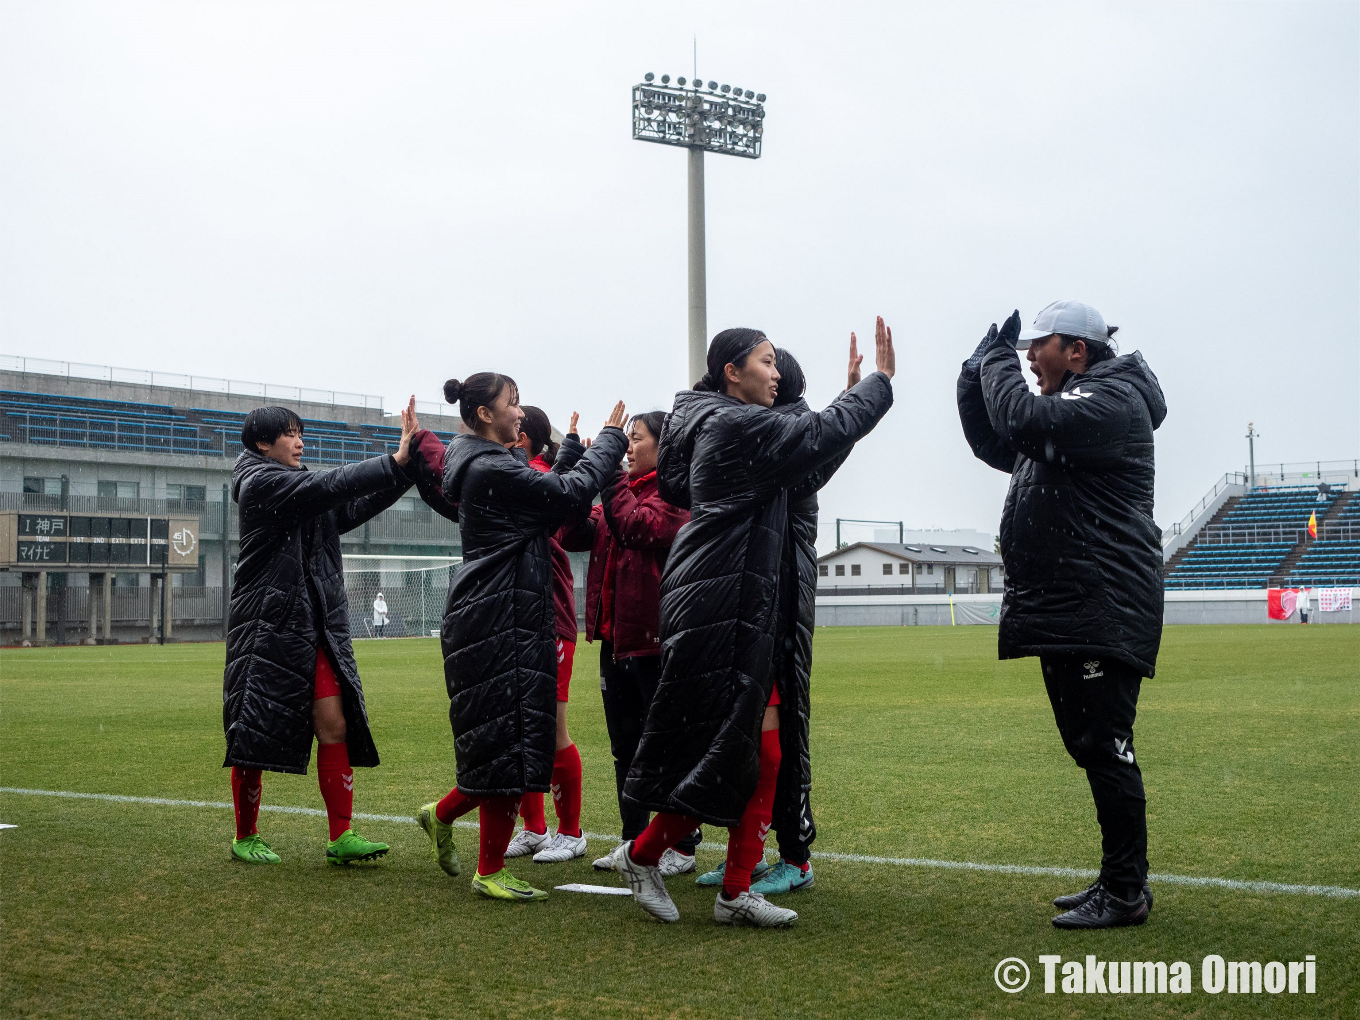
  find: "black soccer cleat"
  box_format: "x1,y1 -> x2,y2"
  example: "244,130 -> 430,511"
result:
1053,879 -> 1102,910
1053,879 -> 1153,915
1052,885 -> 1149,929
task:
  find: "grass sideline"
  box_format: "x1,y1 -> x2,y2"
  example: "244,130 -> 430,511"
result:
2,625 -> 1356,1018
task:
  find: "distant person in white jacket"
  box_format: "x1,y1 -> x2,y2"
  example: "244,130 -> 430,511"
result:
373,593 -> 389,637
1297,587 -> 1311,625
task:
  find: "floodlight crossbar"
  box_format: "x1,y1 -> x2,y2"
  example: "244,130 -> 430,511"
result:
632,84 -> 764,159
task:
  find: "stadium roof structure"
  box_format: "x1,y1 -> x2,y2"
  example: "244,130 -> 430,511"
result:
819,542 -> 1003,566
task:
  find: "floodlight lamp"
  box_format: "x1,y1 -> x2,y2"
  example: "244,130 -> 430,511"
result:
644,72 -> 655,82
707,80 -> 717,90
720,84 -> 731,93
744,90 -> 754,99
677,76 -> 687,86
756,93 -> 766,102
661,74 -> 670,84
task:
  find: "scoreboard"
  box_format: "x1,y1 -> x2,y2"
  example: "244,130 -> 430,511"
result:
0,512 -> 200,571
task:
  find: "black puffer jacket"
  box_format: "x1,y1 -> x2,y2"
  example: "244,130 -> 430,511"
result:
957,348 -> 1168,676
770,398 -> 851,842
440,428 -> 626,797
223,449 -> 411,773
624,374 -> 893,826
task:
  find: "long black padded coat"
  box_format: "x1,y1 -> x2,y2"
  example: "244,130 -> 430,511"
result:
223,449 -> 412,774
770,397 -> 851,846
440,428 -> 627,797
957,348 -> 1168,676
624,373 -> 894,827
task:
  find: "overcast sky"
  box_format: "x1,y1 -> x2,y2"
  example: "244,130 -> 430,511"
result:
2,0 -> 1356,544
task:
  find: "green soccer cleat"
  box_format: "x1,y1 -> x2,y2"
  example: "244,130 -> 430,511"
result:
751,860 -> 815,896
471,868 -> 549,902
231,833 -> 281,865
695,857 -> 771,887
326,829 -> 390,866
416,802 -> 461,877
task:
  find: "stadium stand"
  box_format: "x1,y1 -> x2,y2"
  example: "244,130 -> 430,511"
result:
0,389 -> 458,466
1164,485 -> 1359,589
1281,490 -> 1360,587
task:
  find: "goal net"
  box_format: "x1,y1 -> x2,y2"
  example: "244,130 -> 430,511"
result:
342,555 -> 461,639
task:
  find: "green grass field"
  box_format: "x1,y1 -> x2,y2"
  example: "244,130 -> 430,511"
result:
2,625 -> 1357,1019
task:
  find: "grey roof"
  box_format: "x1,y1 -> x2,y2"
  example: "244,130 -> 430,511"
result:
817,541 -> 1003,566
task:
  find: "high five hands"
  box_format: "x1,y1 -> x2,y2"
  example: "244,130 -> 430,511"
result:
393,396 -> 420,467
847,316 -> 896,389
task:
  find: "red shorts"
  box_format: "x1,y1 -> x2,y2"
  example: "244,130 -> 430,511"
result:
314,649 -> 342,701
556,639 -> 575,702
768,683 -> 782,708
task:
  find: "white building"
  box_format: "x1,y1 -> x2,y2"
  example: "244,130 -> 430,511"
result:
817,542 -> 1004,595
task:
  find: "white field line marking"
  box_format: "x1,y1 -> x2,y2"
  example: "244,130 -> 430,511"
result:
3,786 -> 1357,901
0,823 -> 17,830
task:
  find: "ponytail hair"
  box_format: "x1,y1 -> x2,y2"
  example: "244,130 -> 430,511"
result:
773,348 -> 806,406
694,327 -> 768,392
444,373 -> 518,428
519,405 -> 559,465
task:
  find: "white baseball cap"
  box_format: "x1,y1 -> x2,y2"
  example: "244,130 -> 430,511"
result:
1017,300 -> 1117,352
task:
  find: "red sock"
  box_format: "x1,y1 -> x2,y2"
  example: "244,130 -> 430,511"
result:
519,792 -> 547,835
551,743 -> 583,837
478,795 -> 521,875
435,786 -> 479,825
316,742 -> 353,841
723,728 -> 782,898
632,811 -> 703,867
231,767 -> 262,840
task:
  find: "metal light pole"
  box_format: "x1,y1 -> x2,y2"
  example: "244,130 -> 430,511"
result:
633,73 -> 766,386
687,146 -> 707,387
1246,422 -> 1258,489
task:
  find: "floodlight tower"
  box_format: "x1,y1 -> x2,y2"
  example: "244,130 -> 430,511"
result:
632,73 -> 766,386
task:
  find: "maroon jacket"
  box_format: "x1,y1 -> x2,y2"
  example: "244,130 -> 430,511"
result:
530,454 -> 579,643
557,469 -> 689,659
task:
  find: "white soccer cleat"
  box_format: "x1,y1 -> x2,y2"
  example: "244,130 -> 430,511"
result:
592,843 -> 624,871
504,828 -> 551,859
713,890 -> 798,927
659,848 -> 697,877
614,842 -> 679,923
532,831 -> 587,863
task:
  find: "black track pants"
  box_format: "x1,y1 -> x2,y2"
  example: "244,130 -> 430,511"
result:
1041,656 -> 1149,898
773,779 -> 817,866
599,641 -> 700,854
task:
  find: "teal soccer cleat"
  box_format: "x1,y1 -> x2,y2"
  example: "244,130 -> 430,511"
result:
695,857 -> 771,887
751,860 -> 814,896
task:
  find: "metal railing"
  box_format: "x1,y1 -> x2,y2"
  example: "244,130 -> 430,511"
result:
1245,459 -> 1360,484
0,584 -> 225,630
1193,522 -> 1360,546
1165,575 -> 1359,590
1,355 -> 384,410
1162,472 -> 1246,549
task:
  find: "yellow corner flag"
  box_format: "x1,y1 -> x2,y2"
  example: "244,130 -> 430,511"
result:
1308,511 -> 1317,539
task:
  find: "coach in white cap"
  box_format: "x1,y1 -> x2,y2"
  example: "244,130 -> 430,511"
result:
956,302 -> 1167,929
